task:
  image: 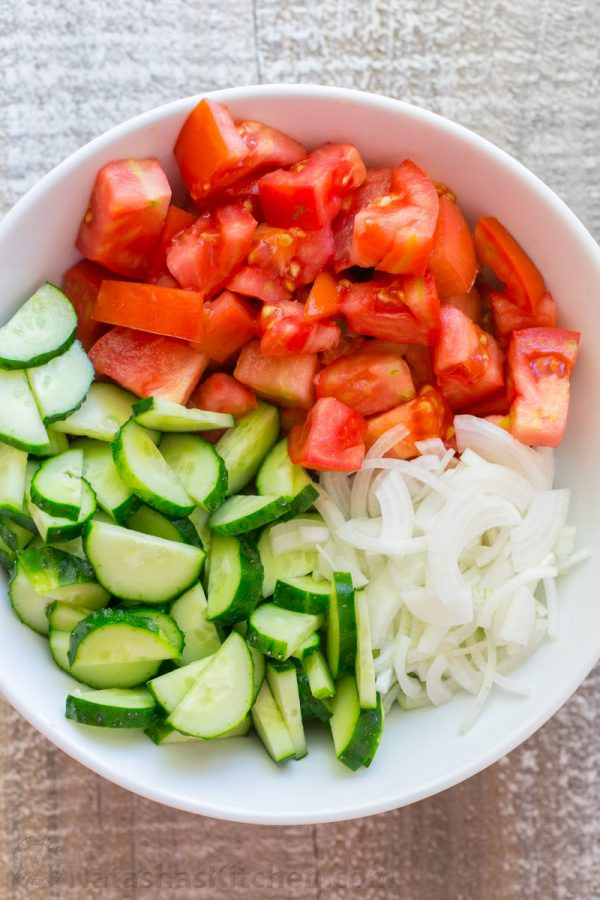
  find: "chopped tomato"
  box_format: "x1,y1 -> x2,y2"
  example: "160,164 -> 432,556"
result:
227,265 -> 292,303
89,327 -> 208,404
332,167 -> 393,272
486,414 -> 511,430
365,386 -> 452,460
402,344 -> 435,389
279,406 -> 306,434
232,121 -> 306,186
474,217 -> 545,312
247,223 -> 334,290
340,271 -> 441,346
429,195 -> 477,298
288,397 -> 367,472
192,291 -> 258,363
234,340 -> 318,409
76,158 -> 171,278
442,287 -> 482,324
259,300 -> 304,333
508,327 -> 580,446
92,281 -> 205,342
315,346 -> 415,416
166,203 -> 256,298
304,272 -> 340,321
62,260 -> 113,351
433,305 -> 504,409
320,333 -> 366,366
350,160 -> 439,275
460,388 -> 510,418
491,290 -> 557,339
261,317 -> 341,357
190,373 -> 257,417
146,205 -> 197,284
259,144 -> 366,231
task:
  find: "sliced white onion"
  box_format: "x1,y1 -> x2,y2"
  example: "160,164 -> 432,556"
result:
448,462 -> 534,513
366,423 -> 409,458
510,489 -> 570,572
454,415 -> 551,490
375,470 -> 415,541
557,547 -> 593,574
426,655 -> 453,706
336,520 -> 428,556
478,564 -> 558,628
460,644 -> 497,733
394,634 -> 423,698
495,585 -> 536,646
320,471 -> 351,519
415,437 -> 448,458
543,576 -> 559,640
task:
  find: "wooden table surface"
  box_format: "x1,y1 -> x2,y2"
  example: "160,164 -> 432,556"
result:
1,1 -> 599,896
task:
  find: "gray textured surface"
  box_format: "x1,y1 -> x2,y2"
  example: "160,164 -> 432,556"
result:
0,0 -> 599,896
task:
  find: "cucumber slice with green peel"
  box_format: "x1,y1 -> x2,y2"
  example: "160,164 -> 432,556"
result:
0,445 -> 27,516
167,632 -> 254,739
83,519 -> 205,604
247,603 -> 324,661
132,396 -> 234,432
0,514 -> 34,552
251,681 -> 296,764
52,383 -> 138,442
0,369 -> 50,454
125,608 -> 184,656
49,629 -> 161,689
170,582 -> 221,667
147,657 -> 214,712
46,601 -> 92,632
291,631 -> 321,660
27,340 -> 94,424
28,534 -> 86,558
73,437 -> 139,525
65,687 -> 157,728
296,665 -> 333,723
0,283 -> 76,369
189,506 -> 212,551
256,438 -> 318,517
208,494 -> 290,536
354,589 -> 377,709
327,572 -> 357,679
266,660 -> 307,760
30,449 -> 84,520
159,434 -> 227,513
303,648 -> 335,700
27,478 -> 97,543
257,523 -> 317,598
69,608 -> 181,667
127,505 -> 201,547
216,402 -> 279,495
145,711 -> 251,744
0,538 -> 15,571
274,575 -> 331,615
112,419 -> 194,517
206,533 -> 262,625
234,622 -> 266,701
330,676 -> 384,771
34,427 -> 70,457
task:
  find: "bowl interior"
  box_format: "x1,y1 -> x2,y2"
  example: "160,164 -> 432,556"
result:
0,85 -> 599,824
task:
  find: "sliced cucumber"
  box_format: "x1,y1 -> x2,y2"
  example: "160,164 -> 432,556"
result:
292,631 -> 321,660
256,438 -> 318,517
49,629 -> 161,689
69,608 -> 181,667
129,608 -> 184,657
266,660 -> 306,760
132,396 -> 234,432
46,601 -> 92,632
65,687 -> 156,728
52,382 -> 137,442
170,582 -> 221,666
30,449 -> 84,520
327,572 -> 357,679
147,657 -> 214,712
0,283 -> 76,369
34,427 -> 70,457
355,589 -> 377,709
330,676 -> 384,771
167,632 -> 254,739
0,369 -> 50,453
128,505 -> 201,547
27,340 -> 93,424
234,622 -> 266,701
303,649 -> 335,700
145,711 -> 251,744
216,402 -> 279,495
27,477 -> 96,543
206,533 -> 262,625
247,603 -> 323,661
0,514 -> 33,552
296,665 -> 333,723
73,437 -> 139,524
274,575 -> 331,615
257,522 -> 317,598
83,519 -> 205,604
159,434 -> 227,513
0,445 -> 28,515
208,494 -> 289,536
251,681 -> 296,764
113,419 -> 194,517
188,506 -> 212,551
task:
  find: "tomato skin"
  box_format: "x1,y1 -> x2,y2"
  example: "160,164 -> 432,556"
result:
89,327 -> 208,404
62,260 -> 113,351
234,120 -> 306,180
433,305 -> 504,410
190,373 -> 257,417
442,287 -> 482,324
508,327 -> 580,447
460,388 -> 510,418
315,347 -> 415,416
288,397 -> 367,472
166,203 -> 256,298
473,217 -> 545,313
92,281 -> 204,343
192,291 -> 258,363
227,265 -> 292,303
429,196 -> 477,298
246,223 -> 334,291
304,272 -> 340,321
279,406 -> 306,434
234,339 -> 318,409
76,158 -> 171,278
490,290 -> 557,339
365,386 -> 452,460
260,318 -> 341,357
146,205 -> 197,284
332,167 -> 393,272
259,143 -> 366,231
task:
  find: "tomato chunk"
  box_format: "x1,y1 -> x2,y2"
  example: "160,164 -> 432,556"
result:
89,327 -> 208,404
146,205 -> 197,284
227,265 -> 292,303
460,387 -> 510,418
62,260 -> 113,351
261,317 -> 341,357
442,287 -> 482,324
429,196 -> 477,298
191,291 -> 258,363
288,397 -> 367,472
190,373 -> 257,417
365,386 -> 451,460
304,272 -> 340,321
332,167 -> 393,272
315,346 -> 415,416
279,406 -> 306,434
259,144 -> 366,231
166,203 -> 256,298
234,340 -> 318,409
350,160 -> 439,275
93,281 -> 205,343
402,344 -> 435,389
490,290 -> 557,339
474,217 -> 545,312
508,327 -> 580,446
433,305 -> 504,410
76,158 -> 171,278
247,223 -> 334,291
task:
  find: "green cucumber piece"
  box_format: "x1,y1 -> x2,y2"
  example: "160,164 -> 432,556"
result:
145,711 -> 251,744
327,572 -> 357,679
49,629 -> 161,689
274,575 -> 331,615
208,494 -> 290,535
251,681 -> 296,764
0,369 -> 50,453
216,402 -> 279,495
256,438 -> 318,516
0,445 -> 28,515
46,601 -> 92,632
0,514 -> 33,551
0,283 -> 76,369
169,582 -> 221,667
34,427 -> 70,457
206,533 -> 262,625
128,608 -> 184,656
27,340 -> 94,424
147,657 -> 214,712
296,665 -> 333,723
65,687 -> 156,728
355,589 -> 377,709
246,603 -> 323,661
257,522 -> 317,598
330,676 -> 384,771
266,660 -> 307,760
132,396 -> 234,432
159,434 -> 227,513
127,505 -> 201,547
27,477 -> 96,543
73,437 -> 139,524
69,609 -> 181,667
189,506 -> 211,552
292,631 -> 321,660
30,449 -> 84,520
303,648 -> 335,700
52,382 -> 138,442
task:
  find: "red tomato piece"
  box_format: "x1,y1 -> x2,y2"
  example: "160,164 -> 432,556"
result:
491,290 -> 557,339
259,144 -> 366,231
340,271 -> 441,346
288,397 -> 367,472
93,281 -> 205,343
332,167 -> 393,272
508,327 -> 580,447
365,386 -> 452,460
146,205 -> 197,284
166,203 -> 256,298
442,287 -> 482,324
233,120 -> 306,182
76,158 -> 171,278
304,272 -> 340,321
62,260 -> 113,351
261,318 -> 341,357
402,344 -> 435,389
315,347 -> 415,416
433,305 -> 504,409
247,223 -> 334,291
192,291 -> 258,363
259,300 -> 304,334
429,195 -> 477,298
190,373 -> 257,417
234,340 -> 318,409
474,217 -> 545,313
89,327 -> 208,404
460,388 -> 510,418
320,334 -> 367,366
227,265 -> 292,303
350,160 -> 439,275
279,406 -> 306,434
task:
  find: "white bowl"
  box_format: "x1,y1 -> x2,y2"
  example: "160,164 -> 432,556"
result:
1,84 -> 599,825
